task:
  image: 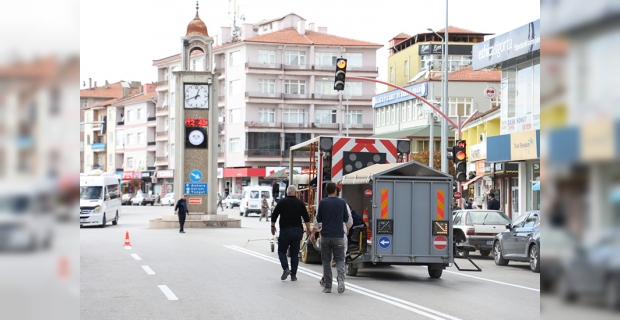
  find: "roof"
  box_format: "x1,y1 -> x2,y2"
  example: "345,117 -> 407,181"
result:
436,26 -> 490,35
82,98 -> 119,110
245,27 -> 383,47
253,13 -> 304,26
113,91 -> 157,106
186,12 -> 209,37
80,82 -> 137,99
409,66 -> 501,84
339,161 -> 451,185
392,32 -> 411,39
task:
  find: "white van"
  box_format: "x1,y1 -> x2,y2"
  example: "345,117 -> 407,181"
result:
239,185 -> 273,217
80,170 -> 121,227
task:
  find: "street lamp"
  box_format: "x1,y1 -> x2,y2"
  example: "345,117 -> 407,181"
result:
427,20 -> 449,175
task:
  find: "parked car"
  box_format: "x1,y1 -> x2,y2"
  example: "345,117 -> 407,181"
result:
121,193 -> 132,205
224,194 -> 241,209
452,210 -> 512,258
557,229 -> 620,310
493,210 -> 541,273
131,192 -> 155,206
160,193 -> 175,206
540,227 -> 579,290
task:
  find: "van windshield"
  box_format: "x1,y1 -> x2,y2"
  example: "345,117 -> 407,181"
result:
261,191 -> 270,198
81,186 -> 103,200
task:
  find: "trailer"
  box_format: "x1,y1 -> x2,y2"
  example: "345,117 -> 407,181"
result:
288,136 -> 411,263
335,161 -> 456,278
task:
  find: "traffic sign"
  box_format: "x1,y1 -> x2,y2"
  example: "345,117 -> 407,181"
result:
377,236 -> 391,250
184,183 -> 207,195
189,170 -> 202,182
433,236 -> 447,251
484,87 -> 496,99
365,189 -> 372,197
454,192 -> 461,199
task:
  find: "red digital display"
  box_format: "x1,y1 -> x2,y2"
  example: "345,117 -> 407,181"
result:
185,118 -> 208,127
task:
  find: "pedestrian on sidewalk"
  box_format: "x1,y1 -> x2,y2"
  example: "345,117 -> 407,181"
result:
311,182 -> 349,294
465,198 -> 473,209
217,193 -> 224,211
271,186 -> 311,282
259,195 -> 270,222
174,194 -> 188,233
487,192 -> 500,210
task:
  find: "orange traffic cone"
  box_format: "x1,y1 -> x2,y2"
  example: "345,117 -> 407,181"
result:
123,231 -> 132,247
363,208 -> 372,242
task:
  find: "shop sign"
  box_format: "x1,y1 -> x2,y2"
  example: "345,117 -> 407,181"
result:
581,121 -> 615,161
418,44 -> 472,56
501,114 -> 540,135
469,142 -> 487,161
472,20 -> 540,70
132,171 -> 142,179
142,172 -> 151,178
476,161 -> 486,176
372,82 -> 428,108
511,130 -> 538,160
122,171 -> 134,180
157,170 -> 174,178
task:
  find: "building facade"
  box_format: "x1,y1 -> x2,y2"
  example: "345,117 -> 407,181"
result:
153,13 -> 382,195
472,19 -> 540,218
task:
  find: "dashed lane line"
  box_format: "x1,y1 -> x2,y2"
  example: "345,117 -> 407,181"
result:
142,266 -> 156,275
131,254 -> 142,260
158,285 -> 179,301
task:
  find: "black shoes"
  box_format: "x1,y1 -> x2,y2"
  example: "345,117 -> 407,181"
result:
281,269 -> 290,280
180,230 -> 185,233
322,287 -> 331,293
291,274 -> 297,281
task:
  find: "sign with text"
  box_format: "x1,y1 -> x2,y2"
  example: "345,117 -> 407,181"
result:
372,82 -> 428,109
472,20 -> 540,70
188,198 -> 202,205
185,118 -> 208,127
501,114 -> 540,135
476,161 -> 486,176
184,183 -> 208,195
418,44 -> 472,56
510,130 -> 538,161
469,142 -> 487,161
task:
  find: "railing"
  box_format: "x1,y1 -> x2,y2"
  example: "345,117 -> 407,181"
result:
283,64 -> 309,70
218,152 -> 224,157
147,166 -> 156,171
282,150 -> 310,158
283,93 -> 310,100
156,131 -> 168,138
147,141 -> 156,146
347,94 -> 376,101
91,142 -> 106,150
245,149 -> 281,157
218,95 -> 225,102
245,121 -> 281,128
147,116 -> 156,122
214,66 -> 226,74
347,123 -> 374,130
312,123 -> 339,129
157,80 -> 168,86
92,124 -> 101,131
246,61 -> 282,70
314,65 -> 336,72
115,168 -> 123,172
156,157 -> 168,163
245,92 -> 283,99
283,122 -> 310,128
348,66 -> 379,72
313,94 -> 339,101
116,121 -> 124,125
156,105 -> 169,113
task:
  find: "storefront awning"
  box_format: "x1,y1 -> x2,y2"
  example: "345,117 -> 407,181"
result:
533,182 -> 540,191
462,174 -> 484,189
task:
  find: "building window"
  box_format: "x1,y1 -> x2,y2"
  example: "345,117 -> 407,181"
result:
259,79 -> 276,94
127,157 -> 133,169
126,110 -> 132,122
258,108 -> 275,123
229,80 -> 240,95
447,97 -> 474,117
284,80 -> 306,95
346,110 -> 363,124
315,52 -> 338,66
258,50 -> 276,64
381,108 -> 385,125
229,109 -> 241,123
315,81 -> 336,96
391,105 -> 396,124
171,144 -> 175,157
87,135 -> 91,145
87,155 -> 91,166
390,67 -> 395,82
344,82 -> 362,96
109,154 -> 113,164
229,138 -> 240,152
229,51 -> 240,66
81,100 -> 88,108
407,101 -> 412,120
170,92 -> 175,112
284,109 -> 307,124
315,109 -> 337,124
285,133 -> 311,150
98,155 -> 104,167
491,94 -> 501,109
375,109 -> 380,126
344,53 -> 363,68
285,51 -> 306,65
137,132 -> 143,145
404,60 -> 409,78
137,109 -> 143,120
401,103 -> 406,122
246,132 -> 280,150
420,54 -> 472,72
87,112 -> 92,122
116,132 -> 124,146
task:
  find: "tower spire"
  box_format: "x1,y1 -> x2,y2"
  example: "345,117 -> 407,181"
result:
196,1 -> 199,16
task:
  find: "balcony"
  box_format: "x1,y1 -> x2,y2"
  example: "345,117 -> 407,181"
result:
147,117 -> 156,127
282,150 -> 310,158
314,94 -> 339,101
314,65 -> 336,72
155,157 -> 169,165
312,123 -> 340,130
314,65 -> 378,73
156,131 -> 169,141
156,105 -> 169,116
157,80 -> 168,87
92,123 -> 101,131
347,123 -> 374,130
214,66 -> 225,75
347,94 -> 376,101
245,149 -> 281,157
218,123 -> 225,134
245,121 -> 281,129
147,141 -> 156,151
116,121 -> 124,126
245,61 -> 282,70
283,122 -> 311,129
245,91 -> 283,100
218,95 -> 225,102
283,93 -> 310,100
91,142 -> 106,151
218,152 -> 224,158
283,64 -> 309,71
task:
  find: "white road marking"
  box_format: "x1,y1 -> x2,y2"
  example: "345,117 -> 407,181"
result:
443,269 -> 539,292
142,266 -> 156,275
131,254 -> 142,261
224,245 -> 461,320
158,285 -> 179,300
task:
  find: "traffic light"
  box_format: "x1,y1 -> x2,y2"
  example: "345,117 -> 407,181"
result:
454,140 -> 467,182
333,58 -> 347,91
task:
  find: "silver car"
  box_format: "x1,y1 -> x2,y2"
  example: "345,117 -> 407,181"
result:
452,210 -> 512,258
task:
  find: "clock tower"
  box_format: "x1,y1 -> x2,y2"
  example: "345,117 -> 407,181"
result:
171,2 -> 225,220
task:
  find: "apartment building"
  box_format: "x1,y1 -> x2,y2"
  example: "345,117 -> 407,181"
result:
387,27 -> 492,89
80,80 -> 140,173
153,13 -> 382,195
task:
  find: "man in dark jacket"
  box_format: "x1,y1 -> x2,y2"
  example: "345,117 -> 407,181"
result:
487,192 -> 501,210
174,194 -> 188,233
465,198 -> 473,209
311,182 -> 349,294
271,186 -> 311,282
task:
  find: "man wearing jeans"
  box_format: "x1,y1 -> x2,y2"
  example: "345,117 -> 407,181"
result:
271,186 -> 311,282
311,182 -> 349,293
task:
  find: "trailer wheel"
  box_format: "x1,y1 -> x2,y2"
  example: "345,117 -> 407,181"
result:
346,263 -> 358,276
428,267 -> 442,279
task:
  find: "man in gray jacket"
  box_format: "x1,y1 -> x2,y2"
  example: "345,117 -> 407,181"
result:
311,182 -> 348,293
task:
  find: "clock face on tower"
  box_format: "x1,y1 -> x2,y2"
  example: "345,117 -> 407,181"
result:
184,84 -> 209,109
185,127 -> 207,149
188,129 -> 205,146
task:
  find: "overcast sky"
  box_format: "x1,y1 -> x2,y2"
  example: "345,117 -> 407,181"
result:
80,0 -> 539,93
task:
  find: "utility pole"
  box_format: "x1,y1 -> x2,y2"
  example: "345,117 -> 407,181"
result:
440,0 -> 450,174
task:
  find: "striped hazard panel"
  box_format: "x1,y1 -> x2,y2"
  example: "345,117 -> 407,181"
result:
381,189 -> 389,219
437,190 -> 445,220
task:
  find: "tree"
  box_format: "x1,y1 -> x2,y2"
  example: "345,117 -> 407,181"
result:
409,150 -> 456,178
129,178 -> 142,195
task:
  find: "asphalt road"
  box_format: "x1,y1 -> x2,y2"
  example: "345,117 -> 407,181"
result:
80,205 -> 540,320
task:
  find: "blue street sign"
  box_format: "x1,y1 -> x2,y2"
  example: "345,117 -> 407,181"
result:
184,183 -> 208,195
378,236 -> 391,250
189,170 -> 203,182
